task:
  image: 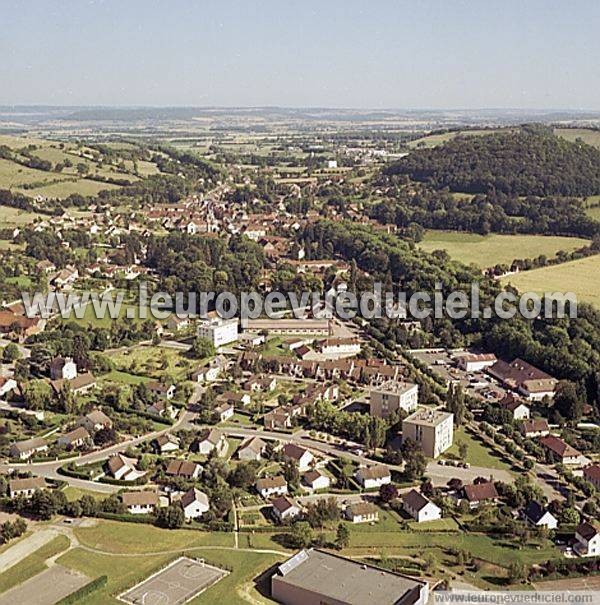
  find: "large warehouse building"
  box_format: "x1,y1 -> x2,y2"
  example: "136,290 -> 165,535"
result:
271,548 -> 429,605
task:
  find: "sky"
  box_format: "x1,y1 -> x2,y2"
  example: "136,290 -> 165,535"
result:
2,0 -> 600,109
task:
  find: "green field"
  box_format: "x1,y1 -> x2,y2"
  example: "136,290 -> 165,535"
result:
554,127 -> 600,149
446,427 -> 513,471
418,231 -> 589,268
0,206 -> 44,227
501,254 -> 600,308
407,128 -> 512,149
56,520 -> 282,604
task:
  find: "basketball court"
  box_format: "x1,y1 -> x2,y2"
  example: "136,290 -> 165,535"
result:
119,557 -> 228,605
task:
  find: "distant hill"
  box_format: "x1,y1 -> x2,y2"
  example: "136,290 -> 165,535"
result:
385,128 -> 600,196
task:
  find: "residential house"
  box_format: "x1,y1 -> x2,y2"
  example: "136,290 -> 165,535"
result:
355,465 -> 391,490
402,489 -> 442,523
106,454 -> 142,481
271,495 -> 301,523
282,444 -> 314,472
302,470 -> 331,491
165,459 -> 201,480
192,428 -> 228,457
520,418 -> 550,438
146,400 -> 176,419
57,426 -> 90,449
583,464 -> 600,491
345,501 -> 379,523
462,481 -> 499,509
9,477 -> 47,498
10,437 -> 48,460
256,475 -> 288,498
218,391 -> 251,407
49,357 -> 77,381
180,487 -> 210,520
148,381 -> 176,400
214,402 -> 234,423
498,394 -> 530,420
237,436 -> 267,462
523,501 -> 558,530
122,491 -> 158,515
264,408 -> 292,430
540,435 -> 585,465
51,372 -> 97,396
153,434 -> 180,454
77,409 -> 113,432
574,522 -> 600,557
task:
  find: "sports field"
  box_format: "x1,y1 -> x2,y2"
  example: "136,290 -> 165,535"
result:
119,557 -> 227,605
418,231 -> 589,268
501,254 -> 600,308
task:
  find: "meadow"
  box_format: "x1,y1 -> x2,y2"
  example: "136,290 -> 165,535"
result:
554,127 -> 600,149
501,254 -> 600,308
418,230 -> 589,268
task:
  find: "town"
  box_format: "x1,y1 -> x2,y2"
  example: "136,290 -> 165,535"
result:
1,3 -> 600,603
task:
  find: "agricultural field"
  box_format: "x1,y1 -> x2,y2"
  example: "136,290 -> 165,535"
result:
0,134 -> 161,199
501,254 -> 600,308
417,230 -> 590,268
554,127 -> 600,149
0,205 -> 44,227
406,128 -> 511,149
584,195 -> 600,220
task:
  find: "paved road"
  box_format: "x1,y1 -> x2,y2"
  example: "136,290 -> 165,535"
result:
0,529 -> 59,573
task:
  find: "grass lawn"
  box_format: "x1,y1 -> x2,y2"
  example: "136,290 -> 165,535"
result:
418,231 -> 590,268
408,517 -> 460,531
59,300 -> 150,329
60,520 -> 282,604
110,345 -> 193,382
345,531 -> 559,566
0,205 -> 44,227
446,427 -> 513,471
501,254 -> 600,308
73,520 -> 234,554
62,486 -> 105,502
99,369 -> 150,386
0,534 -> 70,594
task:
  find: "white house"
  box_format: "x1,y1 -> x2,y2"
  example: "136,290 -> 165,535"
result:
402,490 -> 442,523
355,465 -> 391,490
574,522 -> 600,557
523,501 -> 558,530
237,437 -> 267,462
370,381 -> 419,417
153,434 -> 180,454
122,491 -> 158,515
282,444 -> 314,472
180,488 -> 210,520
9,477 -> 47,498
106,454 -> 142,481
49,356 -> 78,381
271,495 -> 301,523
214,402 -> 234,423
345,501 -> 379,524
256,475 -> 288,498
302,470 -> 331,491
192,428 -> 228,456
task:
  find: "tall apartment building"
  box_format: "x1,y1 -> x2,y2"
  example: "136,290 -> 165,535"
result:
402,409 -> 453,458
370,381 -> 418,418
197,318 -> 239,347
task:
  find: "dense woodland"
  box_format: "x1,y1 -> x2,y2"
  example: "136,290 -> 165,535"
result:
384,128 -> 600,196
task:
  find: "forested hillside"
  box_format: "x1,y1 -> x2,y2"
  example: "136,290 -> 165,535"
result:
385,128 -> 600,196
